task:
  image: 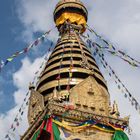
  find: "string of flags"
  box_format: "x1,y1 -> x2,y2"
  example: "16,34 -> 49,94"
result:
66,56 -> 74,99
81,32 -> 140,116
30,114 -> 129,140
84,34 -> 140,115
71,24 -> 89,67
55,41 -> 74,100
3,91 -> 30,140
0,29 -> 53,73
2,22 -> 140,139
55,46 -> 65,92
33,43 -> 54,87
95,43 -> 140,68
86,24 -> 140,68
3,43 -> 55,140
91,42 -> 140,115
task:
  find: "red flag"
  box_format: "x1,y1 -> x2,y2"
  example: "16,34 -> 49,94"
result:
34,39 -> 39,46
11,124 -> 13,129
48,47 -> 51,52
16,122 -> 19,126
13,51 -> 20,57
37,120 -> 46,139
24,47 -> 28,53
66,85 -> 70,91
56,74 -> 60,80
46,118 -> 54,140
40,120 -> 46,129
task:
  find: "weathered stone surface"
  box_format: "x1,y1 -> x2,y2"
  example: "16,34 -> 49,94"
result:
70,76 -> 110,116
66,130 -> 113,140
28,89 -> 44,125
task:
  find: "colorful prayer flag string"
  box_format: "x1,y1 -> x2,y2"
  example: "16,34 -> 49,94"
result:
91,43 -> 140,115
1,44 -> 55,140
86,24 -> 140,68
84,34 -> 140,115
96,45 -> 140,68
0,28 -> 54,73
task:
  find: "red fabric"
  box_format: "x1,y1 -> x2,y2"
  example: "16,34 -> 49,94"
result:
40,120 -> 46,130
36,120 -> 47,140
46,118 -> 54,140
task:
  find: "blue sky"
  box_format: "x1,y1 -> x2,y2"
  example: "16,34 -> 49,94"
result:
0,0 -> 51,113
0,0 -> 23,113
0,0 -> 140,140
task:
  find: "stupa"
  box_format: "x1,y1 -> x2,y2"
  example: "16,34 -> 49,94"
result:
21,0 -> 129,140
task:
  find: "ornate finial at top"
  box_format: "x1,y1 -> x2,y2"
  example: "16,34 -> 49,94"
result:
54,0 -> 88,33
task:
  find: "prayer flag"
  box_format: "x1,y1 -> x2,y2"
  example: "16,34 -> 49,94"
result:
102,39 -> 109,45
52,123 -> 61,140
0,60 -> 4,67
112,46 -> 116,50
21,111 -> 24,115
112,130 -> 129,140
108,44 -> 112,49
41,35 -> 45,41
26,101 -> 29,105
93,52 -> 97,56
51,42 -> 53,46
28,44 -> 34,49
46,118 -> 54,140
11,124 -> 13,129
14,118 -> 18,122
45,30 -> 51,35
69,72 -> 72,78
16,122 -> 19,126
56,75 -> 60,80
5,134 -> 9,138
48,47 -> 51,52
24,47 -> 28,53
34,39 -> 39,46
7,57 -> 13,62
118,85 -> 121,89
66,85 -> 70,91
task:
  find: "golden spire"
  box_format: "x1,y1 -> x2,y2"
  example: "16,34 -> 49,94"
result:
54,0 -> 88,33
36,0 -> 107,106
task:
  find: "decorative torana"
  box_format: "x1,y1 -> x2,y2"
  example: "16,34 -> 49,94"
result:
21,0 -> 129,140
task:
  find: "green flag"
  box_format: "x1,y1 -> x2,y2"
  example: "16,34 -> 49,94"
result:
7,57 -> 14,62
32,130 -> 40,140
52,123 -> 61,140
112,131 -> 129,140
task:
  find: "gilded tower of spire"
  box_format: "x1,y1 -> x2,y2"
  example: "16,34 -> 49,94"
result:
21,0 -> 129,140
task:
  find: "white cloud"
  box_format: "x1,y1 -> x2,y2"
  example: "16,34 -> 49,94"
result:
87,0 -> 140,58
0,56 -> 44,139
16,0 -> 58,42
1,0 -> 140,139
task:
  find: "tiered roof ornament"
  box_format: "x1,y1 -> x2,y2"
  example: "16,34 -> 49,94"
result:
54,0 -> 88,34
